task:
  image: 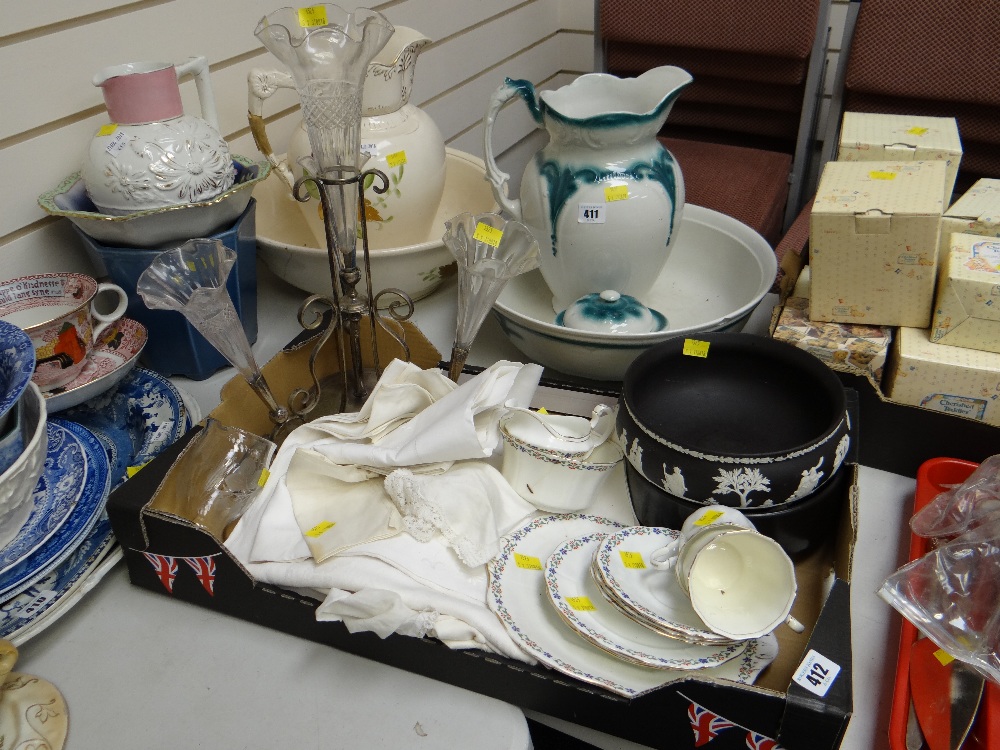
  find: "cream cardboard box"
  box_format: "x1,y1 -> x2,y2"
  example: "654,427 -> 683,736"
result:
837,112 -> 962,200
939,178 -> 1000,261
930,233 -> 1000,354
886,325 -> 1000,427
809,160 -> 947,327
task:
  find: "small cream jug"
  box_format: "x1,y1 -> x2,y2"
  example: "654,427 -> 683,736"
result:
83,56 -> 235,215
483,67 -> 692,312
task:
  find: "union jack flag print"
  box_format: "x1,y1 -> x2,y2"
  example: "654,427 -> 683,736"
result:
183,556 -> 217,596
745,730 -> 783,750
142,552 -> 178,593
687,702 -> 737,747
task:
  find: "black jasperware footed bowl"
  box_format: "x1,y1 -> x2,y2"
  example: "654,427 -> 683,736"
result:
625,460 -> 852,558
616,332 -> 851,508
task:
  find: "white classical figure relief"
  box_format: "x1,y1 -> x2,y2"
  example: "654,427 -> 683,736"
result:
833,434 -> 850,473
660,466 -> 687,497
620,428 -> 643,468
787,457 -> 825,502
712,467 -> 771,507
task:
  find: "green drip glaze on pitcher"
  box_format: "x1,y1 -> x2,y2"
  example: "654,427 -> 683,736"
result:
537,149 -> 679,257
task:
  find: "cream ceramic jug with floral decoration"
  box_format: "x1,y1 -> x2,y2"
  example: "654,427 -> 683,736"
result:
83,56 -> 235,215
250,26 -> 445,250
483,66 -> 692,313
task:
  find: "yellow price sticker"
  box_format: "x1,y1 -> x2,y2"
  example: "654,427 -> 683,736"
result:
933,648 -> 956,666
566,596 -> 596,611
257,468 -> 270,488
97,124 -> 118,136
297,5 -> 328,26
514,552 -> 542,570
386,150 -> 407,168
125,463 -> 149,478
906,126 -> 929,136
619,551 -> 646,569
869,170 -> 897,180
682,339 -> 710,358
694,509 -> 725,526
604,185 -> 629,202
473,222 -> 504,248
305,520 -> 336,538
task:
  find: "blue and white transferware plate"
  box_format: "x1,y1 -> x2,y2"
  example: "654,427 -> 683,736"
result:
0,319 -> 35,427
62,366 -> 188,486
487,514 -> 778,698
545,532 -> 746,670
0,515 -> 118,644
0,422 -> 89,574
0,421 -> 110,602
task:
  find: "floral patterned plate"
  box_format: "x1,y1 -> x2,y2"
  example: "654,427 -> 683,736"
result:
592,526 -> 741,646
545,532 -> 746,669
43,318 -> 147,414
487,514 -> 778,698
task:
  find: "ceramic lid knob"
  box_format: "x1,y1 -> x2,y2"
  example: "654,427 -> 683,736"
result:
558,290 -> 664,333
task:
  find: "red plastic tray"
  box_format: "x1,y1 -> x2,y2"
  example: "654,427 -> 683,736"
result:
888,457 -> 1000,750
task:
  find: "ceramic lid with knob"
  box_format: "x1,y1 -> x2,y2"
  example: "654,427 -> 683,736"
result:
557,290 -> 666,334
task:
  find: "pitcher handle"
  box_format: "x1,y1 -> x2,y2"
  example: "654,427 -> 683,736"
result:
483,79 -> 531,220
175,56 -> 220,132
247,68 -> 298,188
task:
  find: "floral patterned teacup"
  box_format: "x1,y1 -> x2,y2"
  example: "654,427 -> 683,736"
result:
0,273 -> 128,391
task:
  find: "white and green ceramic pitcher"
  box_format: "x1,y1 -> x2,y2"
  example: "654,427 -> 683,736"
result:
483,66 -> 692,313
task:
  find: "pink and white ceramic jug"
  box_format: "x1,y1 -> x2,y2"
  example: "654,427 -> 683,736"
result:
82,56 -> 235,215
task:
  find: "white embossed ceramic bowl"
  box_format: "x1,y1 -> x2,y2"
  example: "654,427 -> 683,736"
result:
37,156 -> 269,249
255,148 -> 499,302
0,382 -> 48,550
492,205 -> 776,381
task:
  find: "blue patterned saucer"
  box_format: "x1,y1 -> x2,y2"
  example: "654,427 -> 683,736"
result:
0,421 -> 110,601
0,515 -> 117,643
0,423 -> 88,575
61,367 -> 188,487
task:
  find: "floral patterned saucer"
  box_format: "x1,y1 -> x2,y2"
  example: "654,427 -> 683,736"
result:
592,526 -> 742,645
487,514 -> 779,698
545,532 -> 746,669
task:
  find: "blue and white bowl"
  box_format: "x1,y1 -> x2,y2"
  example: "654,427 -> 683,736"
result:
0,320 -> 36,434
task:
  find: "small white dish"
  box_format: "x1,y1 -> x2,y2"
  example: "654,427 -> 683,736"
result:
544,532 -> 746,669
492,205 -> 776,380
43,318 -> 147,413
592,526 -> 740,645
487,514 -> 779,698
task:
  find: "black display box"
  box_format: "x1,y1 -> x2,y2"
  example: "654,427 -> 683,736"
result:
106,319 -> 867,750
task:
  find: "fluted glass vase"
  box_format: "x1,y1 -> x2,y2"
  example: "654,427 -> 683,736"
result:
255,5 -> 393,266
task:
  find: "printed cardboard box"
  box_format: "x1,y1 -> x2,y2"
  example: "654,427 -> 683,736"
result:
106,320 -> 858,750
939,178 -> 1000,262
930,233 -> 1000,354
809,160 -> 946,327
886,325 -> 1000,427
837,112 -> 962,200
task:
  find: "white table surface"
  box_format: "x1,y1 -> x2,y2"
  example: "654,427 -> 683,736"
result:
14,264 -> 916,750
